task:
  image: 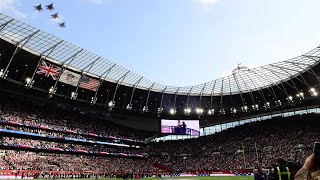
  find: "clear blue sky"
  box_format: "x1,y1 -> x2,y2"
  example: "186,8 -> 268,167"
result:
1,0 -> 320,86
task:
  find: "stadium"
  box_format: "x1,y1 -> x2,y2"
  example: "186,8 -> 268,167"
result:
0,1 -> 320,180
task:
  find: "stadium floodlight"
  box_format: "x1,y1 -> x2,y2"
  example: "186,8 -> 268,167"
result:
70,92 -> 78,100
169,108 -> 176,115
296,92 -> 304,99
310,88 -> 318,96
0,69 -> 8,79
275,100 -> 282,106
90,97 -> 97,105
48,86 -> 56,94
126,104 -> 132,110
25,77 -> 31,83
25,77 -> 34,87
208,109 -> 214,115
264,102 -> 270,109
108,101 -> 115,107
241,106 -> 248,112
231,108 -> 237,114
252,104 -> 259,110
286,96 -> 293,102
157,107 -> 163,114
196,108 -> 203,114
184,108 -> 191,114
142,106 -> 148,112
219,108 -> 225,114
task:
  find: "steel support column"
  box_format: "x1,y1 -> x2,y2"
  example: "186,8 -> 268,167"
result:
29,40 -> 63,86
186,86 -> 194,110
232,74 -> 245,108
73,57 -> 100,98
210,80 -> 217,111
159,86 -> 167,114
144,82 -> 155,111
3,30 -> 40,78
244,71 -> 267,104
173,88 -> 180,112
198,83 -> 207,110
220,78 -> 224,113
52,49 -> 83,91
128,76 -> 144,109
111,70 -> 130,104
0,19 -> 14,32
93,64 -> 116,103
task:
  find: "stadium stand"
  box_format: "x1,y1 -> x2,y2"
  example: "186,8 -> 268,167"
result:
0,94 -> 318,177
1,13 -> 320,179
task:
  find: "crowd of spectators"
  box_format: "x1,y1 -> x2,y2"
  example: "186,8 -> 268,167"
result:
1,113 -> 316,174
0,137 -> 142,154
0,97 -> 154,141
1,95 -> 320,175
148,113 -> 317,172
0,150 -> 163,174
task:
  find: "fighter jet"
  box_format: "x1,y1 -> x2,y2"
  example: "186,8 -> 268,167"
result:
46,3 -> 54,11
51,13 -> 59,19
34,4 -> 43,11
59,22 -> 66,28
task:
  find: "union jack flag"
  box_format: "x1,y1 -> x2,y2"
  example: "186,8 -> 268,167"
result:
36,61 -> 61,80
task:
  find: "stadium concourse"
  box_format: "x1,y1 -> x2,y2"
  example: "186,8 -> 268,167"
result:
1,13 -> 320,179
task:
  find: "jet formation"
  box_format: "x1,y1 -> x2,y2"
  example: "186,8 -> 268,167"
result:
34,3 -> 66,28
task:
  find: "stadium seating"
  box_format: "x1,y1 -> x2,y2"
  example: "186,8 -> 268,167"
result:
0,96 -> 318,176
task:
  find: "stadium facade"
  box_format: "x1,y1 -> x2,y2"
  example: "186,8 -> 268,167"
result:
1,13 -> 320,138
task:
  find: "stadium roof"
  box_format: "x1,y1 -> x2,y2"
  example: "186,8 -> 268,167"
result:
1,13 -> 320,96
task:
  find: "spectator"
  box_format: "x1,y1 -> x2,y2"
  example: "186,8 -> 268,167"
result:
254,165 -> 267,180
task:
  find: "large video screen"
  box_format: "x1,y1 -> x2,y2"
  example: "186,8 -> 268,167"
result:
161,119 -> 200,136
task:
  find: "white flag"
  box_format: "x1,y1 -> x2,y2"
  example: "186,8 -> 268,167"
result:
59,70 -> 81,86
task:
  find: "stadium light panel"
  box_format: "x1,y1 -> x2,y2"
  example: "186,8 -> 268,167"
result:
48,86 -> 56,94
184,108 -> 191,114
208,109 -> 214,115
142,106 -> 148,112
241,106 -> 248,112
126,104 -> 132,110
25,77 -> 35,87
108,101 -> 115,107
310,88 -> 318,96
25,77 -> 31,83
169,108 -> 176,115
196,108 -> 203,114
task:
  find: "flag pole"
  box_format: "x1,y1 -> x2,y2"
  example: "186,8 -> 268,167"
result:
93,64 -> 116,105
73,58 -> 99,99
28,40 -> 63,88
52,49 -> 83,94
